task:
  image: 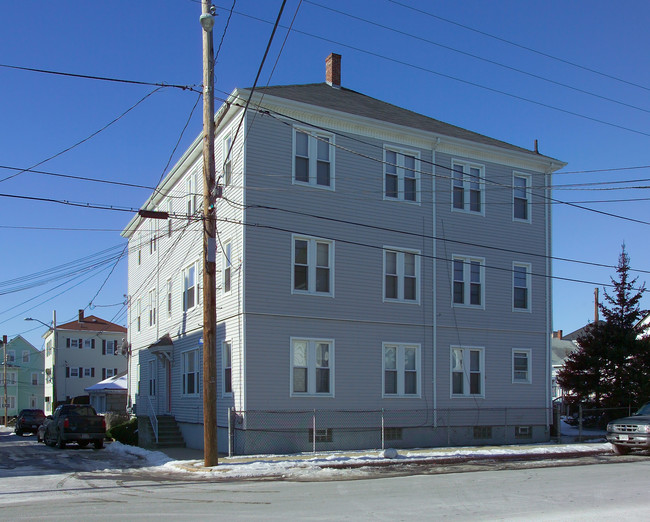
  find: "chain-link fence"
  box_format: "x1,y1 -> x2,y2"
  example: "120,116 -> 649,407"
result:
226,407 -> 552,456
558,404 -> 634,442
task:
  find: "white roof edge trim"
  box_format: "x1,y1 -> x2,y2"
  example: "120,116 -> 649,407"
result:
236,89 -> 567,173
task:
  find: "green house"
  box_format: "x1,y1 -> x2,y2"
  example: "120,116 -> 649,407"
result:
1,335 -> 44,417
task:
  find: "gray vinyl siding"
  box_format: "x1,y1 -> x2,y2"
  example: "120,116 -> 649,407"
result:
124,89 -> 558,451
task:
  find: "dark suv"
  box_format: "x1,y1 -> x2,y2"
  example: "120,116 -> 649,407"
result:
14,409 -> 46,436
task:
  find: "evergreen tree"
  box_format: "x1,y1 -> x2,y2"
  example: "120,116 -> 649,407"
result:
557,245 -> 650,408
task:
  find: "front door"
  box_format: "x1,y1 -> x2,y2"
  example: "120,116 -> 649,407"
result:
148,359 -> 157,412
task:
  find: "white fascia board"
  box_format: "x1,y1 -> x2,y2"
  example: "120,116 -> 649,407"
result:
237,89 -> 567,174
121,95 -> 244,239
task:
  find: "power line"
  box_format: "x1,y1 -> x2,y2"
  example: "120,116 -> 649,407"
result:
222,10 -> 650,139
386,0 -> 650,94
256,104 -> 650,226
304,0 -> 650,117
0,165 -> 155,190
0,87 -> 164,185
0,63 -> 201,92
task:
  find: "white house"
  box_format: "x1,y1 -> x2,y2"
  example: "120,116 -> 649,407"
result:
122,54 -> 565,453
43,310 -> 127,414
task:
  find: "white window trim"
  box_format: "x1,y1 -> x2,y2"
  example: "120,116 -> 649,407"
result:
166,278 -> 173,318
450,345 -> 485,398
382,342 -> 421,398
383,146 -> 421,204
291,235 -> 335,297
222,340 -> 233,397
223,242 -> 232,295
181,348 -> 200,397
451,160 -> 485,216
289,337 -> 335,397
512,348 -> 532,384
383,247 -> 421,304
223,134 -> 232,187
136,299 -> 141,332
292,127 -> 335,190
182,261 -> 199,312
149,288 -> 157,327
513,172 -> 532,223
149,219 -> 157,254
167,199 -> 173,237
452,255 -> 485,309
512,262 -> 532,312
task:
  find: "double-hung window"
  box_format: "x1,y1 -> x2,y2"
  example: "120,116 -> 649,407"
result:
451,346 -> 484,397
149,219 -> 157,254
166,279 -> 173,318
513,173 -> 531,222
149,288 -> 157,326
453,256 -> 484,307
22,351 -> 29,363
293,128 -> 334,189
513,262 -> 531,311
136,299 -> 141,332
186,173 -> 198,220
223,341 -> 232,395
452,161 -> 484,214
182,262 -> 198,311
223,242 -> 232,294
291,339 -> 333,396
182,349 -> 200,395
223,135 -> 232,187
513,349 -> 531,384
384,148 -> 419,202
383,343 -> 420,397
292,236 -> 333,296
6,350 -> 15,362
384,248 -> 419,303
167,199 -> 173,237
149,360 -> 156,396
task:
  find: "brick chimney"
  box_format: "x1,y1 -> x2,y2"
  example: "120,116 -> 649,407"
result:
552,330 -> 563,339
78,309 -> 85,322
326,53 -> 341,88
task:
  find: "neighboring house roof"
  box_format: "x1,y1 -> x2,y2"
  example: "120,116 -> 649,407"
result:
562,321 -> 603,341
85,372 -> 127,393
551,338 -> 578,367
57,314 -> 127,334
253,83 -> 560,159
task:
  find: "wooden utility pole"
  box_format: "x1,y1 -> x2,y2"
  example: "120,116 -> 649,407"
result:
200,0 -> 218,467
594,288 -> 599,323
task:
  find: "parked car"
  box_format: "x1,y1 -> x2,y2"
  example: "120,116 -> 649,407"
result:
41,404 -> 106,449
14,409 -> 46,436
606,402 -> 650,455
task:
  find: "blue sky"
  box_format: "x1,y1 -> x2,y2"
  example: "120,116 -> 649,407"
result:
1,0 -> 649,349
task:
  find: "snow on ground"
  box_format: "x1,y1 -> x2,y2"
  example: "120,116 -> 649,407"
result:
2,424 -> 613,481
105,439 -> 613,480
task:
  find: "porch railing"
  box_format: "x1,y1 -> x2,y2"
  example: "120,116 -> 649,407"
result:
144,396 -> 158,444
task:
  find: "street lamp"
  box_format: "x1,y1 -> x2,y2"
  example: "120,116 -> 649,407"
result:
25,313 -> 57,414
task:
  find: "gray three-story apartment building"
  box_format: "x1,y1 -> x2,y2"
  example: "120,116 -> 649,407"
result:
122,54 -> 565,454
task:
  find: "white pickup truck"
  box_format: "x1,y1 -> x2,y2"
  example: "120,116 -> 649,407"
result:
606,403 -> 650,455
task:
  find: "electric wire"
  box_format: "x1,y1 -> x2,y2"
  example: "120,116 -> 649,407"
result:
0,63 -> 201,92
386,0 -> 650,93
304,0 -> 650,117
